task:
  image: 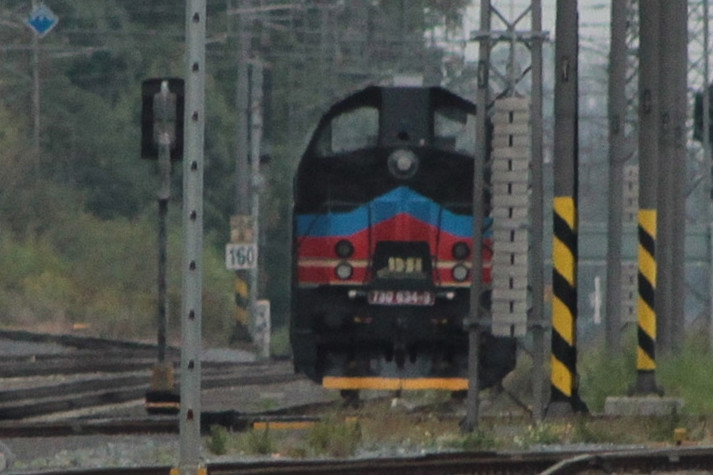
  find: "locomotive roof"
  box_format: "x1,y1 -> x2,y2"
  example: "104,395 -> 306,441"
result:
322,85 -> 477,119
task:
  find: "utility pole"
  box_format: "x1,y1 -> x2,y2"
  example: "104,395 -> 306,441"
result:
605,0 -> 629,355
665,0 -> 688,352
702,0 -> 713,351
232,0 -> 252,343
30,0 -> 41,174
655,0 -> 672,354
633,0 -> 661,396
548,0 -> 586,415
249,60 -> 266,358
179,0 -> 206,472
605,0 -> 640,351
655,0 -> 688,354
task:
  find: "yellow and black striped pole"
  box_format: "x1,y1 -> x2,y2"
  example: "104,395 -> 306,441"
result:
635,210 -> 659,391
550,197 -> 582,409
548,0 -> 587,415
632,0 -> 661,395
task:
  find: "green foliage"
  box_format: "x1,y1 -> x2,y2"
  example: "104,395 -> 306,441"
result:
460,428 -> 498,451
579,341 -> 637,412
657,335 -> 713,414
0,234 -> 75,326
206,425 -> 230,456
270,325 -> 291,358
571,416 -> 619,444
0,0 -> 465,344
577,336 -> 713,416
247,428 -> 276,455
308,417 -> 362,458
512,423 -> 566,448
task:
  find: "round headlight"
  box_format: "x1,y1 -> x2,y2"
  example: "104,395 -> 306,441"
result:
452,264 -> 469,282
335,240 -> 354,258
335,263 -> 353,280
452,242 -> 470,260
388,149 -> 419,179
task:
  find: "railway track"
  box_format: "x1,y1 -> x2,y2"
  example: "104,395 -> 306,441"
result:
9,445 -> 713,474
0,399 -> 332,438
7,331 -> 711,474
0,330 -> 302,421
0,364 -> 300,421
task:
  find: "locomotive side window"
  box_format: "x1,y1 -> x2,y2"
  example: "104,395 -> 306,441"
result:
315,106 -> 379,156
434,107 -> 476,155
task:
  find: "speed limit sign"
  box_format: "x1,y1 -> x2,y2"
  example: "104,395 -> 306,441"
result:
225,243 -> 257,269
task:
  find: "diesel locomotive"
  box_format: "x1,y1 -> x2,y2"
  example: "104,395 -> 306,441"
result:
290,85 -> 517,393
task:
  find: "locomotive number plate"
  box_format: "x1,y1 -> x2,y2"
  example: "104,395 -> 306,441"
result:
368,290 -> 435,306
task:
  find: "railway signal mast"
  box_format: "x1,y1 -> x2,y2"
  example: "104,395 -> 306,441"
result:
140,77 -> 185,414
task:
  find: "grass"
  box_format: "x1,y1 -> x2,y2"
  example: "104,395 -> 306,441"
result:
206,425 -> 230,455
247,427 -> 277,455
202,401 -> 713,460
308,416 -> 362,457
201,336 -> 713,460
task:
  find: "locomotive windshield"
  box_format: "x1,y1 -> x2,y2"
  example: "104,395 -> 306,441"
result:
312,102 -> 475,157
434,106 -> 476,155
314,105 -> 379,157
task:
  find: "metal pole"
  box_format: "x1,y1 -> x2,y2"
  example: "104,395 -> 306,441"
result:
249,60 -> 263,353
530,0 -> 546,421
179,0 -> 206,472
157,81 -> 173,364
668,0 -> 688,352
31,0 -> 40,173
464,0 -> 491,432
655,0 -> 673,353
633,0 -> 661,395
703,0 -> 713,352
233,1 -> 252,342
548,0 -> 585,416
158,196 -> 169,361
605,0 -> 628,355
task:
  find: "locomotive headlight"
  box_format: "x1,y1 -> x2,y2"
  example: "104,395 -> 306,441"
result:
388,149 -> 419,179
335,239 -> 354,258
452,264 -> 469,282
335,262 -> 353,280
452,241 -> 470,260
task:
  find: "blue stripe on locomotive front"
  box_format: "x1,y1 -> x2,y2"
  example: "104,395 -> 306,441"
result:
295,186 -> 491,239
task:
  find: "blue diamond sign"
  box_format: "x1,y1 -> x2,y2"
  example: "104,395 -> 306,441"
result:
26,3 -> 59,38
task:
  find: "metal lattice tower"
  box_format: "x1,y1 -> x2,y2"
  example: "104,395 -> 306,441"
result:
465,0 -> 547,427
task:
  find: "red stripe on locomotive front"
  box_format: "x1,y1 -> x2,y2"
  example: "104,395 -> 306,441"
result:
297,213 -> 492,286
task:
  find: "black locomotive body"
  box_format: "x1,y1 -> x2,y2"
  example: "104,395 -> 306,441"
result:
291,86 -> 516,392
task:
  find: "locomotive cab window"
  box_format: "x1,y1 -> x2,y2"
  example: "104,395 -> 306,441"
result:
434,107 -> 476,155
315,106 -> 379,157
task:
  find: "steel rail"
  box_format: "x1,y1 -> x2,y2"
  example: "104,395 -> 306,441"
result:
0,365 -> 299,421
14,446 -> 713,475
